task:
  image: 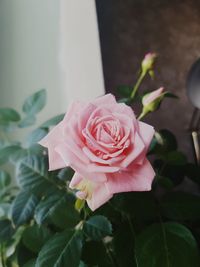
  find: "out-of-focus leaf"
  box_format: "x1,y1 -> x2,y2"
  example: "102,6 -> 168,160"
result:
40,113 -> 65,128
0,170 -> 11,189
18,115 -> 36,128
136,222 -> 200,267
26,128 -> 48,146
0,108 -> 21,123
0,219 -> 15,241
23,89 -> 46,116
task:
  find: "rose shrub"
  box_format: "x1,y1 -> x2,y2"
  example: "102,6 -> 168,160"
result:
39,94 -> 155,210
1,55 -> 200,267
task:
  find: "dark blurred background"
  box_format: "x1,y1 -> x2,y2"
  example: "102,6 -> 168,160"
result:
96,0 -> 200,160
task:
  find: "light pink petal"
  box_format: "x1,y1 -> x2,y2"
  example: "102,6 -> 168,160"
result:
88,164 -> 120,173
87,183 -> 113,211
120,133 -> 145,168
112,103 -> 136,119
56,144 -> 107,182
78,103 -> 96,131
39,122 -> 66,170
69,172 -> 83,189
63,101 -> 85,124
106,159 -> 155,194
138,122 -> 155,151
92,94 -> 117,107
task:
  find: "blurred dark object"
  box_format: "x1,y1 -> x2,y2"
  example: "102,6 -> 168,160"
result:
187,58 -> 200,164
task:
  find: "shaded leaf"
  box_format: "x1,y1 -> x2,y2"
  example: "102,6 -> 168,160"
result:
0,170 -> 11,189
22,225 -> 52,253
11,191 -> 39,227
161,192 -> 200,220
136,222 -> 200,267
83,215 -> 112,241
0,219 -> 15,241
35,230 -> 83,267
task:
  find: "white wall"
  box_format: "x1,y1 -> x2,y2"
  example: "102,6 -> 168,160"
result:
0,0 -> 104,125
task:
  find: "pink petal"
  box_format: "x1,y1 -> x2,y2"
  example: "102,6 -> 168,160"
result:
56,144 -> 107,182
106,159 -> 155,194
120,133 -> 145,168
138,122 -> 155,151
92,94 -> 116,107
87,183 -> 113,211
69,172 -> 83,189
39,122 -> 66,170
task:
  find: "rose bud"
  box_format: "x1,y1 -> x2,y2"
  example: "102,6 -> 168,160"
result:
141,53 -> 157,77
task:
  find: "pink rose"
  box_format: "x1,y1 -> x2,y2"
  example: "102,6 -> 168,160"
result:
39,94 -> 155,211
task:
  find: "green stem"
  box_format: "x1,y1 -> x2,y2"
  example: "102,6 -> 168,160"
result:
137,111 -> 146,120
130,71 -> 146,99
0,244 -> 6,267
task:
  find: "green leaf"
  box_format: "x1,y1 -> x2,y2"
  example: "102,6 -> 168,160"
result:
185,163 -> 200,184
18,115 -> 36,128
0,219 -> 15,241
161,192 -> 200,220
58,167 -> 74,181
136,222 -> 200,267
11,191 -> 39,227
35,230 -> 83,267
50,194 -> 80,229
17,155 -> 53,195
0,145 -> 23,165
23,89 -> 46,116
41,113 -> 65,128
149,129 -> 178,155
0,108 -> 21,123
0,170 -> 11,189
0,203 -> 11,218
83,215 -> 112,241
113,222 -> 137,267
26,128 -> 48,146
164,92 -> 178,98
116,85 -> 133,98
79,261 -> 88,267
34,193 -> 66,225
112,192 -> 157,220
22,225 -> 52,253
82,240 -> 112,267
163,151 -> 187,165
23,259 -> 36,267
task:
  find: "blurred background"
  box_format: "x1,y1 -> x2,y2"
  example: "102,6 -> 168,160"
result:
1,0 -> 200,159
96,0 -> 200,160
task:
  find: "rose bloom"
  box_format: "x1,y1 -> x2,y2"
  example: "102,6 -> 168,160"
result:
39,94 -> 155,211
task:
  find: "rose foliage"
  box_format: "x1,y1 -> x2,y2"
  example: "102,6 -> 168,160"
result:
0,55 -> 200,267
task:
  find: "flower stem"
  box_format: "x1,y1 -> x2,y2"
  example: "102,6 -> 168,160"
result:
0,244 -> 6,267
130,71 -> 146,99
